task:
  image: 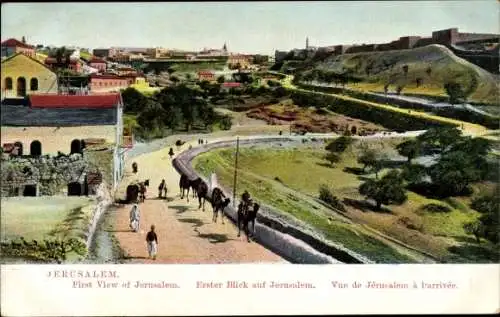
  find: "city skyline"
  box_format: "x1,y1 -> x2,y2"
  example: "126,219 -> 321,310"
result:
1,1 -> 498,55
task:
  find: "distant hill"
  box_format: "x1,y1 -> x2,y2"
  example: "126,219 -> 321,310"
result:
288,45 -> 499,106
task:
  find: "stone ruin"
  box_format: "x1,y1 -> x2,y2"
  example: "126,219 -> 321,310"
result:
0,152 -> 103,197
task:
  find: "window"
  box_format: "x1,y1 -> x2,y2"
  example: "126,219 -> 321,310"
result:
30,78 -> 38,91
5,77 -> 13,90
17,77 -> 26,97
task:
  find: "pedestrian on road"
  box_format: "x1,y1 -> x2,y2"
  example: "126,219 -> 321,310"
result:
146,225 -> 158,260
168,148 -> 174,159
158,179 -> 167,199
129,203 -> 140,232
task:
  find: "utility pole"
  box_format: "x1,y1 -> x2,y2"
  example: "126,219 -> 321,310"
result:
232,136 -> 240,207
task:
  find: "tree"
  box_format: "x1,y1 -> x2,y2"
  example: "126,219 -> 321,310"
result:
325,136 -> 354,153
401,164 -> 428,185
218,115 -> 232,130
395,85 -> 404,95
417,126 -> 463,152
358,170 -> 407,210
121,87 -> 148,114
449,136 -> 491,157
324,152 -> 341,167
402,65 -> 409,75
396,139 -> 421,163
217,76 -> 225,84
428,151 -> 483,196
444,82 -> 468,104
357,148 -> 377,172
463,221 -> 484,243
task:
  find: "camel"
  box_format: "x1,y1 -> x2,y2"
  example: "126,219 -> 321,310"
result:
237,201 -> 260,243
211,187 -> 230,224
179,174 -> 191,202
195,180 -> 209,211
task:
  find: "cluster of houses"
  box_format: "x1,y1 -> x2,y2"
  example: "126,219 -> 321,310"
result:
1,38 -> 133,196
92,42 -> 264,70
1,37 -> 148,98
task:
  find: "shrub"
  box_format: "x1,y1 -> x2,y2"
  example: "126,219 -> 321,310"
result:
218,115 -> 233,130
319,185 -> 346,212
421,203 -> 452,213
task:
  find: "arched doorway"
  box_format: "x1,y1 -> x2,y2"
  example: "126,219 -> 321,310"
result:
17,77 -> 26,97
23,185 -> 37,196
70,139 -> 82,154
67,182 -> 82,196
30,140 -> 42,156
14,141 -> 23,156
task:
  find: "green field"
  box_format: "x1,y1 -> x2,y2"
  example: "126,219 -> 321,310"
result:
1,196 -> 95,242
193,141 -> 498,263
193,142 -> 429,263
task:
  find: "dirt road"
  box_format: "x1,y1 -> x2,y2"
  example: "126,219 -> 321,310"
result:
113,137 -> 286,264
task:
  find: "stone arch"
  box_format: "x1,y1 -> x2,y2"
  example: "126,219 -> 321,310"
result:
17,77 -> 26,97
5,77 -> 13,90
70,139 -> 82,154
30,140 -> 42,156
14,141 -> 23,156
30,78 -> 39,91
67,182 -> 82,196
23,185 -> 37,197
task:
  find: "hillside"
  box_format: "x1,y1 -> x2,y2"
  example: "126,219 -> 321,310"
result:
291,45 -> 499,106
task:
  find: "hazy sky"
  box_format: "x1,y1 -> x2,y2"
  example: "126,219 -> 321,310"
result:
1,1 -> 498,55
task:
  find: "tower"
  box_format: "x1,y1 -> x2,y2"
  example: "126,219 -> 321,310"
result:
306,37 -> 309,49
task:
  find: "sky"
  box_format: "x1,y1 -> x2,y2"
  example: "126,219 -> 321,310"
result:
1,1 -> 498,55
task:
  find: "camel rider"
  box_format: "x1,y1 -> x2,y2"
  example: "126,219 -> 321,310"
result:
241,190 -> 252,212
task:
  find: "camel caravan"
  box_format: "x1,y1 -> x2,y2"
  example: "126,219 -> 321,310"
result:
179,172 -> 260,243
123,139 -> 260,243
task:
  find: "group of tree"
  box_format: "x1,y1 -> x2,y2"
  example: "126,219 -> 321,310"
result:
356,126 -> 493,217
463,188 -> 499,244
443,75 -> 478,104
121,85 -> 232,140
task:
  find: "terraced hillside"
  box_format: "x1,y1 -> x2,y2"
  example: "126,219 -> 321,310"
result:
290,45 -> 499,106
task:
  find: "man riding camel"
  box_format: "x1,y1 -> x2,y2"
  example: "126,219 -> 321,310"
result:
240,190 -> 253,213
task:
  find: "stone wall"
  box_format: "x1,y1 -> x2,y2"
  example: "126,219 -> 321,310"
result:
84,182 -> 112,249
0,152 -> 106,197
1,153 -> 89,197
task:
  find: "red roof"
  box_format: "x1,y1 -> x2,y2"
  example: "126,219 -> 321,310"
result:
90,74 -> 132,80
89,57 -> 106,63
223,82 -> 241,87
29,94 -> 121,109
198,71 -> 214,75
1,38 -> 34,49
45,57 -> 79,64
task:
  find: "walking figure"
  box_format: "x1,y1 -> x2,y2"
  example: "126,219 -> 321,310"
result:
146,225 -> 158,260
158,179 -> 167,199
132,162 -> 138,174
168,148 -> 174,159
129,203 -> 140,232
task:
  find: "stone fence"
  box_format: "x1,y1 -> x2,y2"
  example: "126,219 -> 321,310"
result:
84,182 -> 112,249
173,137 -> 373,264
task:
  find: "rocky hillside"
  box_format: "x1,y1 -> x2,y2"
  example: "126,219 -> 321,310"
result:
290,45 -> 499,106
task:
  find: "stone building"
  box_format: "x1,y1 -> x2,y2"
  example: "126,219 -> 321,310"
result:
1,93 -> 128,191
1,53 -> 59,99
